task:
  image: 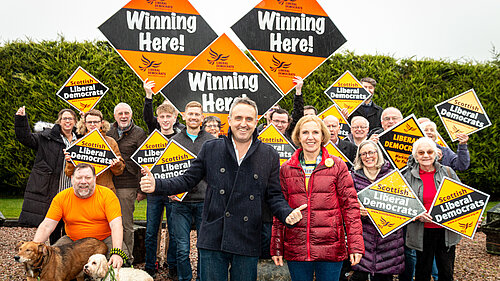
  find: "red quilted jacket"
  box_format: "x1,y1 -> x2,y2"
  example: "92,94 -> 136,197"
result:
271,147 -> 365,262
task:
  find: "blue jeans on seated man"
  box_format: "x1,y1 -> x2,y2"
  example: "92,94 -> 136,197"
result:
287,260 -> 343,281
199,248 -> 259,281
145,194 -> 177,272
171,201 -> 203,281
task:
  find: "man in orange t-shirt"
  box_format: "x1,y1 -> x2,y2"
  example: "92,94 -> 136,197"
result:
33,163 -> 126,270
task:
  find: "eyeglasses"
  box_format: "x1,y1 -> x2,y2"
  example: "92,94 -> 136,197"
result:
86,120 -> 101,124
352,126 -> 368,130
206,125 -> 220,128
61,117 -> 74,121
382,116 -> 401,121
360,150 -> 377,158
417,150 -> 435,156
272,120 -> 289,125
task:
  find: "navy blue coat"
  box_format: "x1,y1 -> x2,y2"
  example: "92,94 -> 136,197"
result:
154,128 -> 294,256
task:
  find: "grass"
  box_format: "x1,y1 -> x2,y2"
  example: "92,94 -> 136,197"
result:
1,197 -> 498,221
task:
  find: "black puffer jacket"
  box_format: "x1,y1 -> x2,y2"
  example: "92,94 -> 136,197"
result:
15,115 -> 69,227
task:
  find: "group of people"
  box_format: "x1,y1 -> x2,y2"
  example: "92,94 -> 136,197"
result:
15,74 -> 471,281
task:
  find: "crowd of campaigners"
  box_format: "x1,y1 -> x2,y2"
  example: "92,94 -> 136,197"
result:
14,75 -> 471,281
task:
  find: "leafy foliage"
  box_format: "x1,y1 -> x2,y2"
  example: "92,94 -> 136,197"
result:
1,39 -> 499,195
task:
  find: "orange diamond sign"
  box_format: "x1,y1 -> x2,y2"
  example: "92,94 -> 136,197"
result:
99,0 -> 217,93
131,129 -> 169,170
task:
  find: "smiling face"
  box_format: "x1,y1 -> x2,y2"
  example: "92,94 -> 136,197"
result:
299,121 -> 322,155
85,114 -> 103,132
359,142 -> 379,169
271,113 -> 289,134
228,103 -> 257,144
415,142 -> 436,169
351,118 -> 369,140
423,124 -> 437,141
158,112 -> 176,133
60,111 -> 76,132
113,105 -> 132,129
204,120 -> 220,137
183,106 -> 203,130
381,108 -> 403,130
72,167 -> 96,199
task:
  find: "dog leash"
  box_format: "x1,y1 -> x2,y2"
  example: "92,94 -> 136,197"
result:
101,265 -> 117,281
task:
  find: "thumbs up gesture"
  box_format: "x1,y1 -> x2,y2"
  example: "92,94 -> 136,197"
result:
285,204 -> 307,225
140,167 -> 156,193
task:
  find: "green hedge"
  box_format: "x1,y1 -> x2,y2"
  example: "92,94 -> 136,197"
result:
1,39 -> 499,195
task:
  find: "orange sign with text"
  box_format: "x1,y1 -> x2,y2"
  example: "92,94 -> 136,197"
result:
258,123 -> 295,165
318,104 -> 351,139
131,130 -> 169,170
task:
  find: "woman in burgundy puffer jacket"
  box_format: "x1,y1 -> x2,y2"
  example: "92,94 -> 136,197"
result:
350,140 -> 405,281
271,116 -> 364,281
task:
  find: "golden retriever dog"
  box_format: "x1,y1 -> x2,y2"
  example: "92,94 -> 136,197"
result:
84,254 -> 153,281
15,237 -> 107,281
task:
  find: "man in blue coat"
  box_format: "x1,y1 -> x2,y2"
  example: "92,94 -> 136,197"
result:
141,97 -> 306,281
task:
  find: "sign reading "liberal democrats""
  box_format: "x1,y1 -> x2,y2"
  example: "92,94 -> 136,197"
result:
258,123 -> 295,165
131,129 -> 169,170
66,129 -> 118,176
324,70 -> 372,116
56,67 -> 108,113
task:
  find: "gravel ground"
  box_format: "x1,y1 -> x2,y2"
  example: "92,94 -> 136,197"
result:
2,227 -> 499,280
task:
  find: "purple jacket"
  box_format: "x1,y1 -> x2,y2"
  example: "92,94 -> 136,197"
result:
351,161 -> 405,275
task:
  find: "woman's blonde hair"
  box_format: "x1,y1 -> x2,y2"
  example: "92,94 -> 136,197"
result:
353,140 -> 385,170
291,115 -> 330,148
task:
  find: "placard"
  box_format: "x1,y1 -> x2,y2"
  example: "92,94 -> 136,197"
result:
323,71 -> 372,116
231,0 -> 346,95
378,114 -> 425,171
99,0 -> 217,93
435,89 -> 491,141
324,141 -> 353,167
161,33 -> 283,134
55,67 -> 108,113
150,139 -> 197,201
428,177 -> 489,239
318,104 -> 350,139
357,169 -> 426,238
258,123 -> 295,165
131,129 -> 169,170
66,129 -> 118,176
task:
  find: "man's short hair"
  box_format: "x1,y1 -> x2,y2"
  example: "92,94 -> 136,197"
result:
74,163 -> 96,176
85,109 -> 104,121
157,102 -> 178,116
270,108 -> 291,123
304,105 -> 317,115
360,77 -> 377,87
351,116 -> 369,127
114,102 -> 132,115
229,96 -> 258,118
203,115 -> 222,129
292,116 -> 330,148
56,108 -> 78,125
185,101 -> 203,112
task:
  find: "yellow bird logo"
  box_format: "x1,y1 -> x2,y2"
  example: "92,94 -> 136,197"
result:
270,55 -> 292,72
139,55 -> 162,72
207,48 -> 229,65
378,217 -> 395,229
403,123 -> 417,133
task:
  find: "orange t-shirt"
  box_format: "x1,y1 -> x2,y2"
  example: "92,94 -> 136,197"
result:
46,184 -> 122,241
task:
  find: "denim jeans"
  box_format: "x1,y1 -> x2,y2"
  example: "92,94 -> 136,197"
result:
170,201 -> 203,281
399,246 -> 417,281
145,194 -> 177,271
432,257 -> 439,280
287,260 -> 343,281
199,248 -> 259,281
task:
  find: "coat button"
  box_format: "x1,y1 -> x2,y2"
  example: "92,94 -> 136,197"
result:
225,212 -> 230,217
254,174 -> 258,179
249,195 -> 254,200
243,216 -> 249,222
220,168 -> 226,173
219,189 -> 225,195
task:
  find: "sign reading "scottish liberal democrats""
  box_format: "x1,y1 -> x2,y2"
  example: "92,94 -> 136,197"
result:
357,169 -> 426,238
231,0 -> 346,95
150,139 -> 196,201
378,114 -> 425,171
258,123 -> 295,165
131,129 -> 169,170
318,104 -> 351,140
161,34 -> 283,134
435,89 -> 491,142
66,129 -> 118,176
99,0 -> 217,93
429,177 -> 489,239
56,67 -> 108,113
324,71 -> 372,116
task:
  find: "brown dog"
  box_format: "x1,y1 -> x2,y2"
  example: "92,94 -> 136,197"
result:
15,237 -> 108,281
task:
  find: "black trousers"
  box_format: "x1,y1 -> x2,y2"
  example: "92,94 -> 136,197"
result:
415,228 -> 456,281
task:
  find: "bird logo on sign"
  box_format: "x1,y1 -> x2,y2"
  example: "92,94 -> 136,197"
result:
207,48 -> 229,65
278,0 -> 296,5
139,55 -> 162,72
270,55 -> 291,72
378,217 -> 395,229
403,123 -> 417,133
458,222 -> 473,233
